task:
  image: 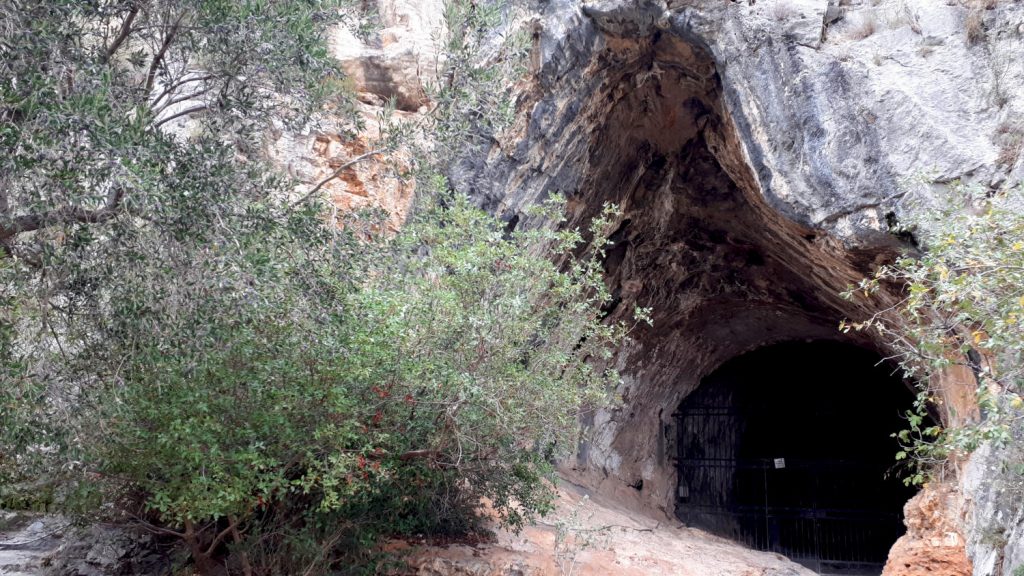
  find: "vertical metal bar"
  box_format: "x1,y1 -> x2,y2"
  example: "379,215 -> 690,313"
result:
813,464 -> 822,573
762,462 -> 770,551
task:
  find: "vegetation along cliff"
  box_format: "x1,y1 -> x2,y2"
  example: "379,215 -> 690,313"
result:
2,1 -> 1024,575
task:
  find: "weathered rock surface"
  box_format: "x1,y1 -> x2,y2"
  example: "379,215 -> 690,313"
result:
269,104 -> 419,233
884,483 -> 973,576
960,441 -> 1024,576
0,513 -> 64,576
0,513 -> 169,576
330,0 -> 445,112
268,0 -> 447,232
444,0 -> 1024,573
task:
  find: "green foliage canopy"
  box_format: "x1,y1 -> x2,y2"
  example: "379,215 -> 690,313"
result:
0,2 -> 633,573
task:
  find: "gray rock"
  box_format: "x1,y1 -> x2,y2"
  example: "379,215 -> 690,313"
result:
445,0 -> 1024,568
824,3 -> 844,27
41,524 -> 167,576
0,513 -> 66,576
963,439 -> 1024,576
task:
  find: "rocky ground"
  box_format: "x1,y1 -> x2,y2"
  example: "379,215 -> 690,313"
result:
0,482 -> 815,576
0,512 -> 168,576
0,513 -> 64,576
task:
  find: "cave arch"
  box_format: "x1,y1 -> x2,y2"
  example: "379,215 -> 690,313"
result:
474,11 -> 979,568
542,31 -> 910,515
674,341 -> 918,574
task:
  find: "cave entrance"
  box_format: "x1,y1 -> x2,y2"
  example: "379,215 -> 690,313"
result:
674,341 -> 917,575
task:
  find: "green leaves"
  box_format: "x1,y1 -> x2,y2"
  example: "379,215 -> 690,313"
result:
1,1 -> 626,571
2,157 -> 625,569
321,190 -> 623,532
845,183 -> 1024,485
428,0 -> 531,161
0,0 -> 357,250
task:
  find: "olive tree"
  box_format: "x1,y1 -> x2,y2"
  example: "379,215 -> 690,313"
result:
1,2 -> 639,573
1,0 -> 356,485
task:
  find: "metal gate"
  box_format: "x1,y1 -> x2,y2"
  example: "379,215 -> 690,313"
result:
674,406 -> 906,575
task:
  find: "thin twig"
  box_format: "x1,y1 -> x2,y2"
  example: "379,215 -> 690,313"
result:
301,525 -> 349,576
227,515 -> 253,576
152,103 -> 208,128
145,12 -> 185,93
125,513 -> 187,539
289,149 -> 385,209
151,73 -> 215,108
151,87 -> 213,117
205,519 -> 238,557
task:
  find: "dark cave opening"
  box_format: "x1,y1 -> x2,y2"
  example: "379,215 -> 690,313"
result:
674,341 -> 919,575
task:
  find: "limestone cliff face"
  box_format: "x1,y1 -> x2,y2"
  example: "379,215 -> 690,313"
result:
268,0 -> 446,233
441,0 -> 1024,573
271,0 -> 1024,572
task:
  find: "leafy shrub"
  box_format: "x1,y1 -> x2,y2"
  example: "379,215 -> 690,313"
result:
844,184 -> 1024,483
0,1 -> 635,573
4,173 -> 632,574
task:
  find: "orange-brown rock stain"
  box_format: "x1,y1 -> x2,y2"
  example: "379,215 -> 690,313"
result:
883,483 -> 972,576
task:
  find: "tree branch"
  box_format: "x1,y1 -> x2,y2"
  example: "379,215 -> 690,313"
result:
398,449 -> 440,462
0,186 -> 125,241
153,103 -> 208,128
151,87 -> 213,117
205,518 -> 239,557
227,515 -> 253,576
151,73 -> 214,109
145,13 -> 185,93
290,149 -> 385,209
125,513 -> 187,539
105,4 -> 141,61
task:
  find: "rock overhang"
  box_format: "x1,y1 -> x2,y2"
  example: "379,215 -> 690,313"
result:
463,0 -> 945,518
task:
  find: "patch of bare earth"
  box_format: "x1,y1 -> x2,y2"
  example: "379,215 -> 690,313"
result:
401,481 -> 816,576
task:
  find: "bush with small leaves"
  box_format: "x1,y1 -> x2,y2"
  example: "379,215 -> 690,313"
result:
843,184 -> 1024,485
1,2 -> 637,573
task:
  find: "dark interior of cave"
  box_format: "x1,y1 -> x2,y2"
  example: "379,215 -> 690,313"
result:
674,341 -> 918,575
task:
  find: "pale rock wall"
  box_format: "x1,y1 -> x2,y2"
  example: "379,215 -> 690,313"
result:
267,0 -> 447,232
960,442 -> 1024,576
330,0 -> 445,111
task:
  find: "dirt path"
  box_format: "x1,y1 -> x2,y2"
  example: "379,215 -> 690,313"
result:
406,482 -> 818,576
